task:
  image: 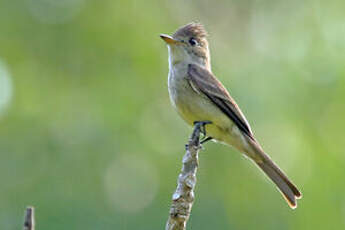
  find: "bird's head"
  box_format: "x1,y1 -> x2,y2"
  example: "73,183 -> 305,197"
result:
160,23 -> 210,69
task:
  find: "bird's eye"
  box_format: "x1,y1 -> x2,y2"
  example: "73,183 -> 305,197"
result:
189,38 -> 198,46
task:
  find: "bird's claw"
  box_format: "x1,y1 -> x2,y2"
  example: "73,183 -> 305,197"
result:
200,136 -> 213,145
193,121 -> 212,144
193,120 -> 212,137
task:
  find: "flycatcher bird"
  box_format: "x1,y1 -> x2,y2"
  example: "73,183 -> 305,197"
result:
160,23 -> 301,208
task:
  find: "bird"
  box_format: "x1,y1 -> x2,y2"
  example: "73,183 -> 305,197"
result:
160,22 -> 302,209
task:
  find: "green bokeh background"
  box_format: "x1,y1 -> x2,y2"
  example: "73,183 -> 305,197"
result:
1,0 -> 345,229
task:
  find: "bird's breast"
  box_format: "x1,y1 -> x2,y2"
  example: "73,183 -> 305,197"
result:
167,64 -> 238,144
168,65 -> 220,126
168,68 -> 190,114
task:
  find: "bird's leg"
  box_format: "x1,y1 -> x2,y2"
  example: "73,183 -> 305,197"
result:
193,120 -> 212,142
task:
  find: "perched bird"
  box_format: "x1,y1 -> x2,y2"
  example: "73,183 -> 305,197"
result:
160,23 -> 301,208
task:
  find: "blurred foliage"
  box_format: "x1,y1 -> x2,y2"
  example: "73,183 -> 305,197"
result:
0,0 -> 345,229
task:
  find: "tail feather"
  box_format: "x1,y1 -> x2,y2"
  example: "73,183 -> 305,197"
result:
257,159 -> 301,209
246,138 -> 302,209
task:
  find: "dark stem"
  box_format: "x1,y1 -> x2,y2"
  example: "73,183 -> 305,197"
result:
23,206 -> 35,230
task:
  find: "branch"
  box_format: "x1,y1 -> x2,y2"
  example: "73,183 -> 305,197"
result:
166,122 -> 204,230
23,206 -> 35,230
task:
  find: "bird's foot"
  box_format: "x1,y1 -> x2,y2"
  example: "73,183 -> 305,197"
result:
200,136 -> 213,145
193,120 -> 212,140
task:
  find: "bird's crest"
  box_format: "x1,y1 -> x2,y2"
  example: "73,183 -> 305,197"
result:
173,23 -> 208,39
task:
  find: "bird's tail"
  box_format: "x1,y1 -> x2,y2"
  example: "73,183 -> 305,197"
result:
247,139 -> 302,209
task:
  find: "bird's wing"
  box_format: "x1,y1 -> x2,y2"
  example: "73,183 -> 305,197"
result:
187,63 -> 254,139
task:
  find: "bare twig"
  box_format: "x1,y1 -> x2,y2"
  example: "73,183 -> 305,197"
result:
23,206 -> 35,230
165,122 -> 204,230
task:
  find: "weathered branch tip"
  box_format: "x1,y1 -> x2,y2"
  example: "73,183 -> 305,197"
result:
165,122 -> 206,230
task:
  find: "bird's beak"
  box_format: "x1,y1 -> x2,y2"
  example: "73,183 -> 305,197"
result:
160,34 -> 182,45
